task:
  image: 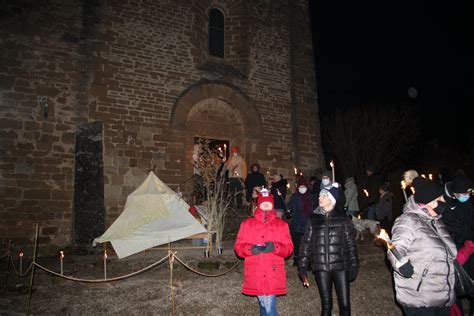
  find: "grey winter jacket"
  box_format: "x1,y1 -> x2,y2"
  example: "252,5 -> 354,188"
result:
344,177 -> 359,212
388,196 -> 456,308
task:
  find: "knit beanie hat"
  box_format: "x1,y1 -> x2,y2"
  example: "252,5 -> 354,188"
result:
321,170 -> 332,178
366,165 -> 376,173
412,177 -> 443,204
320,183 -> 340,206
257,188 -> 274,207
297,176 -> 308,187
231,146 -> 239,153
451,175 -> 473,194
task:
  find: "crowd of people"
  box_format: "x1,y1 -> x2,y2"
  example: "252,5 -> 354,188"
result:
193,143 -> 474,316
230,165 -> 473,316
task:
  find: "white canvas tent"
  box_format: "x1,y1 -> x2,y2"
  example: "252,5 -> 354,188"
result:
93,172 -> 207,259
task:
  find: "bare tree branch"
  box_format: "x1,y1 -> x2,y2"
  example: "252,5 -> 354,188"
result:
321,104 -> 421,183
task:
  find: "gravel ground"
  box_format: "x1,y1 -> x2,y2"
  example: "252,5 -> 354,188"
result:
0,238 -> 468,315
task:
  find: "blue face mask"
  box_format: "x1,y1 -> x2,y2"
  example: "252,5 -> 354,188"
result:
457,195 -> 470,203
321,179 -> 330,186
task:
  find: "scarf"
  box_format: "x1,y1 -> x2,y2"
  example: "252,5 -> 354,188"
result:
296,191 -> 312,217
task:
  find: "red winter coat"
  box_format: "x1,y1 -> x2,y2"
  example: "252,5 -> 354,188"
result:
234,207 -> 293,296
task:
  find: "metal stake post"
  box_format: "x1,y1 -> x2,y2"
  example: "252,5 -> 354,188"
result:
27,224 -> 39,314
169,249 -> 176,316
3,240 -> 12,295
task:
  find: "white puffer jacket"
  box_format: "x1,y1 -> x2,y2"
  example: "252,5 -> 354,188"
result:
344,177 -> 359,212
388,196 -> 456,308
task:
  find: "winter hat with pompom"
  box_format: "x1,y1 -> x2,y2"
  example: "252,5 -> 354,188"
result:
320,183 -> 340,206
257,188 -> 274,207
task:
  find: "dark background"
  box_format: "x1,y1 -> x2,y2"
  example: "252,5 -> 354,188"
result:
309,0 -> 473,153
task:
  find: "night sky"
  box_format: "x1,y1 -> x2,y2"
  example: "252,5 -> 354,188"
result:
309,0 -> 473,150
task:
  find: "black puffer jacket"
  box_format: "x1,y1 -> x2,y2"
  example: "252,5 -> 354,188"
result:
298,207 -> 359,273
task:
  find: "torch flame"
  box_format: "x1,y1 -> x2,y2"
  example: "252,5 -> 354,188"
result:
363,189 -> 369,197
104,249 -> 108,259
294,167 -> 298,175
377,229 -> 394,249
421,174 -> 426,178
19,251 -> 24,257
286,183 -> 290,188
330,160 -> 334,168
429,174 -> 433,180
401,180 -> 406,190
377,229 -> 390,242
357,214 -> 361,219
410,187 -> 415,194
59,250 -> 64,259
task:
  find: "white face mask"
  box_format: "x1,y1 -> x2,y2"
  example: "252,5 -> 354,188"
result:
298,187 -> 307,194
321,179 -> 330,186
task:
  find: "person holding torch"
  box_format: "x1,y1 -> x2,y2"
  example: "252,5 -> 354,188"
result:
387,176 -> 456,316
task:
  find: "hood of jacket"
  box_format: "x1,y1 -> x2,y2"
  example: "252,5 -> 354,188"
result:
272,178 -> 288,188
250,163 -> 260,174
344,177 -> 355,187
314,205 -> 346,218
254,206 -> 277,223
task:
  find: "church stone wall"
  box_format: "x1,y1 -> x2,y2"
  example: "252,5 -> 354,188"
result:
0,0 -> 323,254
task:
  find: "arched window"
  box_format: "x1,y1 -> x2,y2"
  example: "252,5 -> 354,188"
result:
209,8 -> 224,58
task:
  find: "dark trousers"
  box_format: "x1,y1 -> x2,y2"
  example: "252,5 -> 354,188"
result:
229,178 -> 243,209
291,232 -> 304,265
402,306 -> 450,316
314,270 -> 351,316
193,174 -> 205,204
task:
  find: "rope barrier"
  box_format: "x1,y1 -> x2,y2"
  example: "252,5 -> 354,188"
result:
8,255 -> 33,277
174,254 -> 241,277
33,253 -> 170,283
0,252 -> 9,260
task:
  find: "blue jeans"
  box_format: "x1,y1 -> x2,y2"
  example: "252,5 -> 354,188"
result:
257,295 -> 278,316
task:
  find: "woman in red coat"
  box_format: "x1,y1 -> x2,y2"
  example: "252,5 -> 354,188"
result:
234,188 -> 294,316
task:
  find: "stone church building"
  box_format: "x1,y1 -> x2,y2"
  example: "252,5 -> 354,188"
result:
0,0 -> 324,253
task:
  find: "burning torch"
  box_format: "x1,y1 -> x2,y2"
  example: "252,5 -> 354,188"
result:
401,180 -> 408,203
377,229 -> 405,263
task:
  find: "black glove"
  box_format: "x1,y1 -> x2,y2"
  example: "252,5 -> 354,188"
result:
399,261 -> 414,278
261,241 -> 275,253
285,209 -> 292,219
348,267 -> 358,282
298,270 -> 309,287
251,245 -> 264,255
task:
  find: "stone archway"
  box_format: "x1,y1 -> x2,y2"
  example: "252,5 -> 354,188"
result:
170,80 -> 262,138
170,81 -> 263,200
